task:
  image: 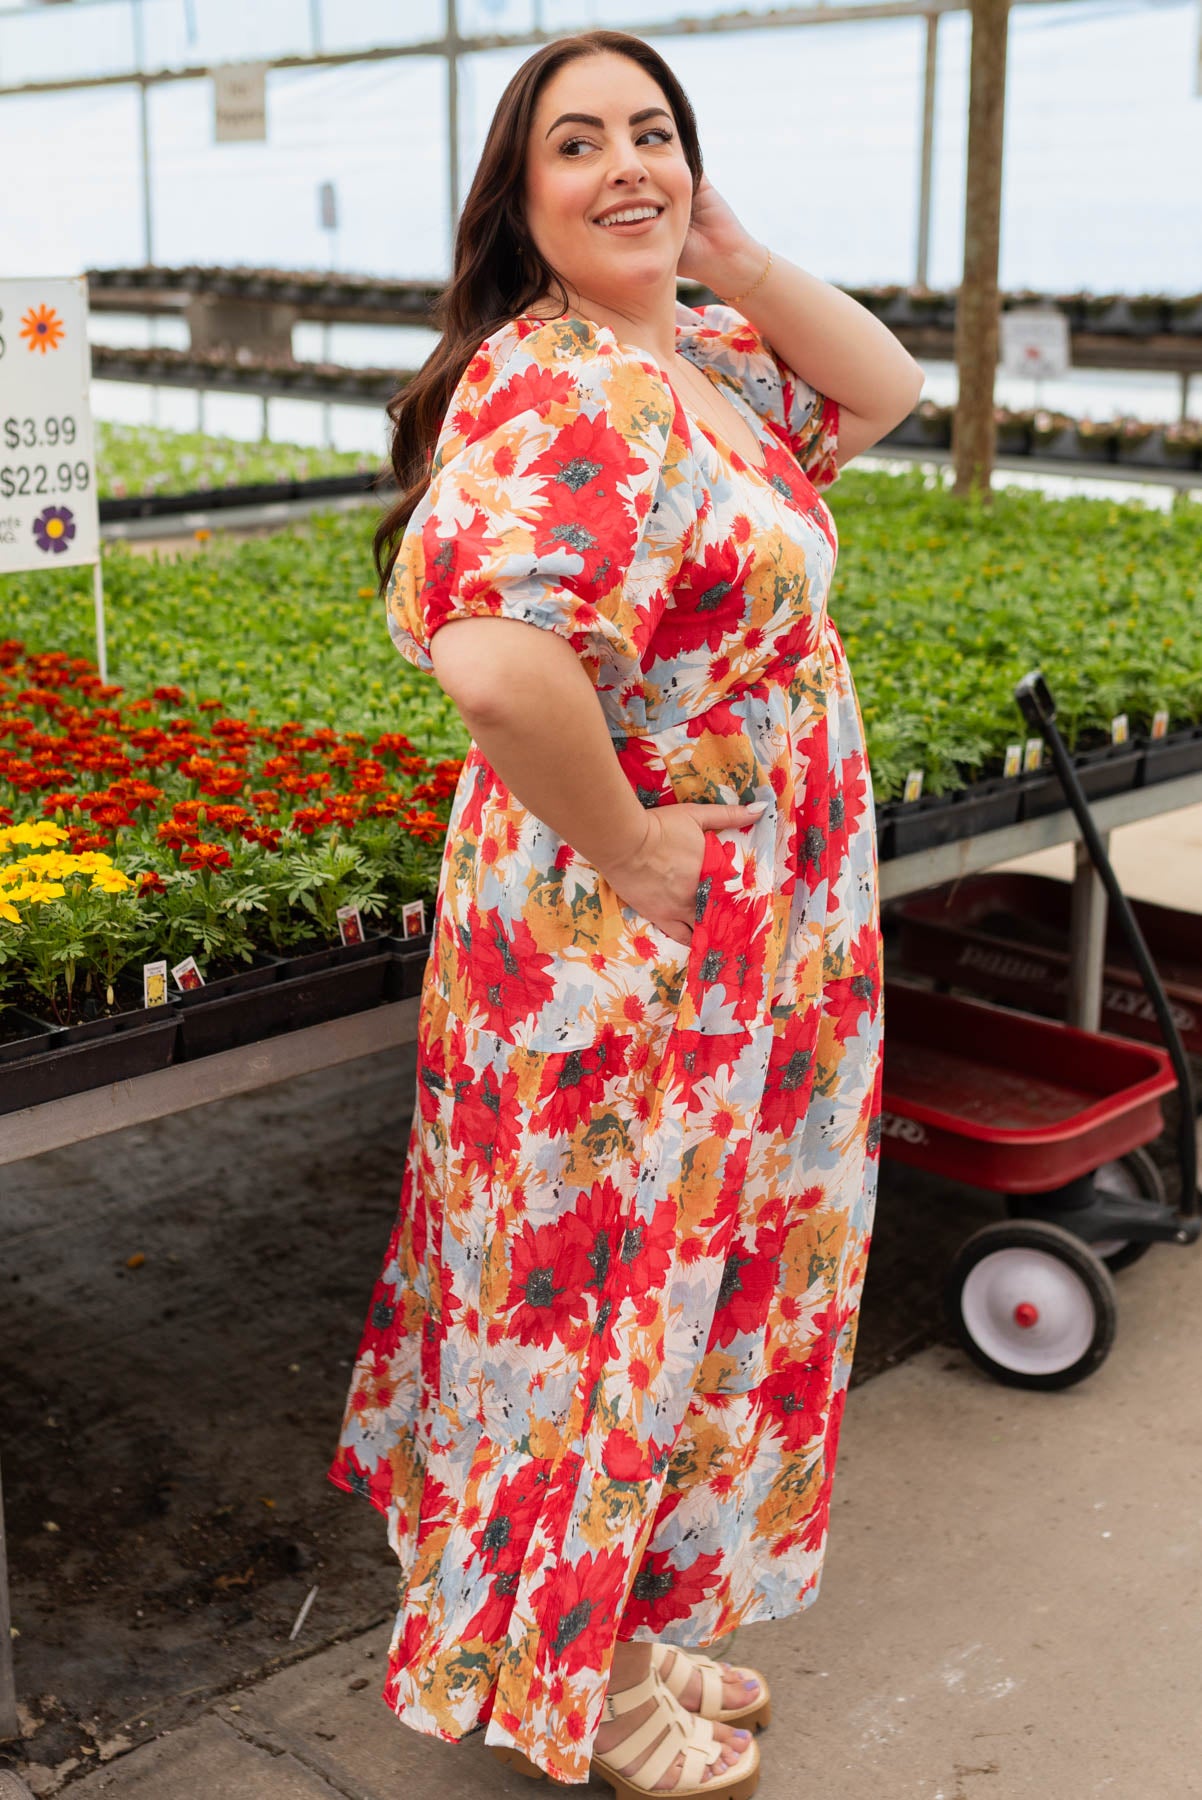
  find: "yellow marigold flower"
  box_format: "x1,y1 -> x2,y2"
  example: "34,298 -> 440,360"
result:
12,880 -> 65,903
90,869 -> 134,894
0,898 -> 20,923
0,821 -> 66,849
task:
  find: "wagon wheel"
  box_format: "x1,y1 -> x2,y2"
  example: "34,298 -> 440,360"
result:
1004,1147 -> 1165,1273
946,1219 -> 1117,1391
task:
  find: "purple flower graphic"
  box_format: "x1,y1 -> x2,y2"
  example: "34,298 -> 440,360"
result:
33,506 -> 75,555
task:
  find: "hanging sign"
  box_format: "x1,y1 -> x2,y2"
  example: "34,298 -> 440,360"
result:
0,276 -> 98,576
214,62 -> 268,143
1000,306 -> 1071,381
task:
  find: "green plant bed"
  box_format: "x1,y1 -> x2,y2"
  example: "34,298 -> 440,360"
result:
3,467 -> 1201,823
95,422 -> 380,501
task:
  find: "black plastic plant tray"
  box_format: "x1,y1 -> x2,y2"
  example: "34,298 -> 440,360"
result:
382,935 -> 433,1002
886,777 -> 1023,858
0,1014 -> 56,1066
174,953 -> 393,1062
1137,727 -> 1202,788
273,936 -> 389,981
0,1013 -> 180,1117
169,954 -> 282,1006
7,1000 -> 174,1048
1018,744 -> 1144,820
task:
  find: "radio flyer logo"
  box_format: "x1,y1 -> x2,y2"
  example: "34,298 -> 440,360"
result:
19,304 -> 65,354
33,506 -> 75,554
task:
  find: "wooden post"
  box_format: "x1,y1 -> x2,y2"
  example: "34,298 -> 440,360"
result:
953,0 -> 1010,498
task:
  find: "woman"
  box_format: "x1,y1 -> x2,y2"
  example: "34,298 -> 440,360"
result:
329,28 -> 922,1798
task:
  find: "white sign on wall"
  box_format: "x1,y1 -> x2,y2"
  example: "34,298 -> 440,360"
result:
0,276 -> 99,576
214,62 -> 268,143
1000,306 -> 1072,381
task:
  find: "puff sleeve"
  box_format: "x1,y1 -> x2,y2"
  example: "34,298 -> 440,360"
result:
674,300 -> 841,491
386,316 -> 695,699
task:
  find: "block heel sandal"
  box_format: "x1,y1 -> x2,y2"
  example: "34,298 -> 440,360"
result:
650,1644 -> 772,1731
489,1666 -> 761,1799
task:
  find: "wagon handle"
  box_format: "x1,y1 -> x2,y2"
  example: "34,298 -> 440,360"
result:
1015,670 -> 1200,1224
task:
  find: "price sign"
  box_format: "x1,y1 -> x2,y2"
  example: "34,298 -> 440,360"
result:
1000,306 -> 1071,382
0,277 -> 98,576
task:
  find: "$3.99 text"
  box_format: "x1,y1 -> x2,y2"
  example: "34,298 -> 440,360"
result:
0,461 -> 90,499
4,415 -> 78,451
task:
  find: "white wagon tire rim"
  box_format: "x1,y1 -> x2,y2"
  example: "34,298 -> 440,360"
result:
961,1245 -> 1099,1375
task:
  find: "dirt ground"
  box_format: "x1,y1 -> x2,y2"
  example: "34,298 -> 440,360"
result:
1,1007 -> 1186,1787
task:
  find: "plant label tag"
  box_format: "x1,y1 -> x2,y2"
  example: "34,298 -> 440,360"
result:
1152,709 -> 1170,740
143,960 -> 168,1008
1023,737 -> 1044,774
402,899 -> 428,939
1003,743 -> 1023,779
336,903 -> 364,946
902,770 -> 924,804
171,955 -> 205,991
1111,713 -> 1129,746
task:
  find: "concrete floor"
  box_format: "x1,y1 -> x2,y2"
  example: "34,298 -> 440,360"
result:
27,1217 -> 1202,1800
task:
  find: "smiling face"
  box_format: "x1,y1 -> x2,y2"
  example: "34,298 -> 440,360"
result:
524,50 -> 695,315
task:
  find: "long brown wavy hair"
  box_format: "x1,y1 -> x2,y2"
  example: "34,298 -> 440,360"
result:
373,29 -> 704,592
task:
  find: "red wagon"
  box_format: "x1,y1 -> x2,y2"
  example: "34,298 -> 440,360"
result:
893,871 -> 1202,1056
881,980 -> 1183,1388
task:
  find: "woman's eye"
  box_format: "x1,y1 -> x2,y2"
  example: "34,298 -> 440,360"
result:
558,128 -> 674,157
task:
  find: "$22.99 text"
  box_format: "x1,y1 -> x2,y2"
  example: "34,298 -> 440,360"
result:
0,461 -> 91,499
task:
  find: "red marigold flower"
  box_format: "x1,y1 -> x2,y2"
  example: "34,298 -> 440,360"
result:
152,686 -> 185,704
197,698 -> 223,712
108,779 -> 162,810
138,870 -> 167,893
156,820 -> 201,848
40,791 -> 80,816
250,790 -> 280,815
372,732 -> 416,758
66,827 -> 111,853
88,803 -> 135,830
199,803 -> 253,831
288,806 -> 327,835
198,770 -> 247,798
180,842 -> 232,871
242,826 -> 282,851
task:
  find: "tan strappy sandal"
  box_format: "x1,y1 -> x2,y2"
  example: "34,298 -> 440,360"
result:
650,1643 -> 772,1732
491,1664 -> 761,1799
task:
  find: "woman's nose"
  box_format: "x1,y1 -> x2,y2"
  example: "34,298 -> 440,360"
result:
605,144 -> 650,189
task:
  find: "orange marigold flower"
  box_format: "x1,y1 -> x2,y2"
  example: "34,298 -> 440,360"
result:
181,842 -> 232,871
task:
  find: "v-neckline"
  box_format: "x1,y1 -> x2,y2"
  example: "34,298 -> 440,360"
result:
513,309 -> 770,478
666,338 -> 769,477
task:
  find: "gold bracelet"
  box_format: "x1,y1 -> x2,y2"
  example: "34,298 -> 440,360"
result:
716,247 -> 773,307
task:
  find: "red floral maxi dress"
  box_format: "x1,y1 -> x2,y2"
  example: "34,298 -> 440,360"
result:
328,301 -> 883,1783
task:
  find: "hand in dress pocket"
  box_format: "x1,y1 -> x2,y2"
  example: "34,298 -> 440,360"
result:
599,799 -> 767,946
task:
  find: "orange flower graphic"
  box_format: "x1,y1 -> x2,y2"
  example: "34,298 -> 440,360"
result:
20,304 -> 65,354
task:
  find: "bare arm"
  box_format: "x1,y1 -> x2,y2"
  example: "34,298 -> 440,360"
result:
431,616 -> 651,878
681,179 -> 926,464
429,616 -> 763,942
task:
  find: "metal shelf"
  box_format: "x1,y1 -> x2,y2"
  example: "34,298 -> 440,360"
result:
0,999 -> 420,1170
880,770 -> 1202,900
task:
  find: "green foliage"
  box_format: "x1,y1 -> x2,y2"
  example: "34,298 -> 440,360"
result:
95,422 -> 379,499
3,467 -> 1200,803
